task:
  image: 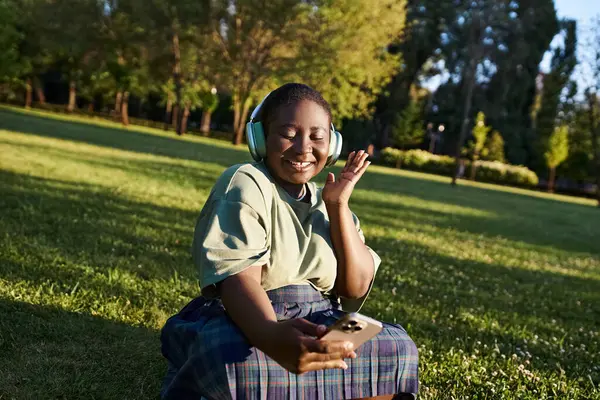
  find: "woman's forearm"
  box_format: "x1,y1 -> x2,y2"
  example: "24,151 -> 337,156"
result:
220,266 -> 278,348
326,203 -> 374,299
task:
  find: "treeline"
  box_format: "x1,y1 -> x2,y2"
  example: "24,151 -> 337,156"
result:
0,0 -> 599,203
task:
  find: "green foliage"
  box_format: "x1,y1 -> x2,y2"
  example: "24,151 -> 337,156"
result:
483,130 -> 506,163
1,109 -> 598,399
381,148 -> 539,187
534,20 -> 578,169
391,94 -> 425,149
374,0 -> 457,147
199,90 -> 219,113
471,111 -> 491,159
0,0 -> 21,79
294,0 -> 407,122
544,125 -> 569,169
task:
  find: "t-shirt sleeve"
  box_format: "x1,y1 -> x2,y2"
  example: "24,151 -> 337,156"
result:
339,213 -> 382,313
192,167 -> 270,293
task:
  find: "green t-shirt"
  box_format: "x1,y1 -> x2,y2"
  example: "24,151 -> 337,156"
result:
192,162 -> 381,312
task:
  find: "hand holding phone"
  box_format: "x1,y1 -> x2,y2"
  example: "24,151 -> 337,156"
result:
320,312 -> 382,350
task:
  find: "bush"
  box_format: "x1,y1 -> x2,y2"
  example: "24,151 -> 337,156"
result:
380,148 -> 539,188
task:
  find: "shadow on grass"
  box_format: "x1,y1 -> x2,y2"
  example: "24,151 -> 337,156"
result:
365,235 -> 600,384
0,108 -> 250,168
0,169 -> 199,298
353,195 -> 600,256
0,298 -> 163,399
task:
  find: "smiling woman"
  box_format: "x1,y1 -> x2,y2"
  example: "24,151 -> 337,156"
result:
159,83 -> 419,400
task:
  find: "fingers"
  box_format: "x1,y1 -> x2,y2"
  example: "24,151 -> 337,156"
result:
343,151 -> 356,173
325,172 -> 335,184
298,359 -> 349,373
297,339 -> 355,373
351,151 -> 369,173
353,160 -> 371,181
304,338 -> 354,358
290,318 -> 327,337
343,150 -> 369,173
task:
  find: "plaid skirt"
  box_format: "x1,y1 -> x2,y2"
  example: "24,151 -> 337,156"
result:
160,285 -> 418,399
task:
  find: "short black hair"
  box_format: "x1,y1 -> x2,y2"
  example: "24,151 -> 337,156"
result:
258,83 -> 332,134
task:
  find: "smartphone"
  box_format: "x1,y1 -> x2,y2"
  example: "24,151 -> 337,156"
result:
320,312 -> 383,350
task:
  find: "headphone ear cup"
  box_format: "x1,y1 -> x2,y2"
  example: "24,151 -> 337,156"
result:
246,121 -> 261,161
252,122 -> 267,160
246,121 -> 267,161
326,129 -> 343,167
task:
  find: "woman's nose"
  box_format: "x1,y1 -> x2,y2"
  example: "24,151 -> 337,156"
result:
292,135 -> 312,154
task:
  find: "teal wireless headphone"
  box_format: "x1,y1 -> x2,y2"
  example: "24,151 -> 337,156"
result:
245,92 -> 343,167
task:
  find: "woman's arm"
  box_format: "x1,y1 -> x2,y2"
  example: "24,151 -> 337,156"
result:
220,266 -> 355,374
322,150 -> 374,299
326,203 -> 374,299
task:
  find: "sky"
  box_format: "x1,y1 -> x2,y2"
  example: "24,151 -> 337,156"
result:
424,0 -> 600,92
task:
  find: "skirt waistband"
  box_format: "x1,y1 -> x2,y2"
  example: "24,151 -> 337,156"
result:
266,284 -> 330,304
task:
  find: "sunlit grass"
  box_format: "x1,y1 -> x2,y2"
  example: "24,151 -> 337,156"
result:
1,108 -> 599,399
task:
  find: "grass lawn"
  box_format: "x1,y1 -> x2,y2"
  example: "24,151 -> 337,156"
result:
1,106 -> 599,399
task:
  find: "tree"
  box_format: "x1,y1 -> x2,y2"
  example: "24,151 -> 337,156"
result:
444,0 -> 515,185
40,0 -> 104,112
468,111 -> 491,180
483,130 -> 505,162
533,19 -> 578,172
204,0 -> 406,145
4,0 -> 54,107
200,88 -> 219,135
482,0 -> 559,165
582,15 -> 600,207
293,0 -> 406,127
0,0 -> 20,80
392,101 -> 424,150
391,85 -> 426,149
374,0 -> 457,148
429,0 -> 559,168
544,125 -> 569,192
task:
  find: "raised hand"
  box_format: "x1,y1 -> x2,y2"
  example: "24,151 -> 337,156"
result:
322,150 -> 371,206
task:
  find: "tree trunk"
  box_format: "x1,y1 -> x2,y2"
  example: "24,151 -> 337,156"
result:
232,95 -> 241,143
164,98 -> 173,130
548,166 -> 556,193
172,30 -> 183,136
452,11 -> 482,186
469,156 -> 478,181
428,136 -> 436,153
25,78 -> 33,108
452,72 -> 476,185
201,110 -> 212,136
593,126 -> 600,207
88,103 -> 94,112
232,95 -> 251,145
179,104 -> 190,135
67,80 -> 77,112
114,91 -> 123,120
34,82 -> 45,105
172,104 -> 180,134
121,91 -> 130,126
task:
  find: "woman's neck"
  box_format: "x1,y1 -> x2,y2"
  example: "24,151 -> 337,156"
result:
264,164 -> 306,199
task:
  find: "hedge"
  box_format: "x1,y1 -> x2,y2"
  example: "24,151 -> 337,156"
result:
380,148 -> 539,188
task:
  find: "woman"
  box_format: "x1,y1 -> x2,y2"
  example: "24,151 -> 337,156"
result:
161,83 -> 418,399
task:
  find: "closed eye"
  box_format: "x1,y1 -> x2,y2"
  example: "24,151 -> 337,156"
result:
280,131 -> 296,139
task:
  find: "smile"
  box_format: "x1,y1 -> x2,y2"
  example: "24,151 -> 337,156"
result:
285,160 -> 314,171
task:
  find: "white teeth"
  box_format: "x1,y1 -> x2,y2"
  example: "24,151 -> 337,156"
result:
289,161 -> 310,167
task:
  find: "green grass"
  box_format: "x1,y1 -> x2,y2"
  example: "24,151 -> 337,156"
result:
0,107 -> 599,399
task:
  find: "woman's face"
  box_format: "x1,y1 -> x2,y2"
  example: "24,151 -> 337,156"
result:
264,100 -> 330,185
